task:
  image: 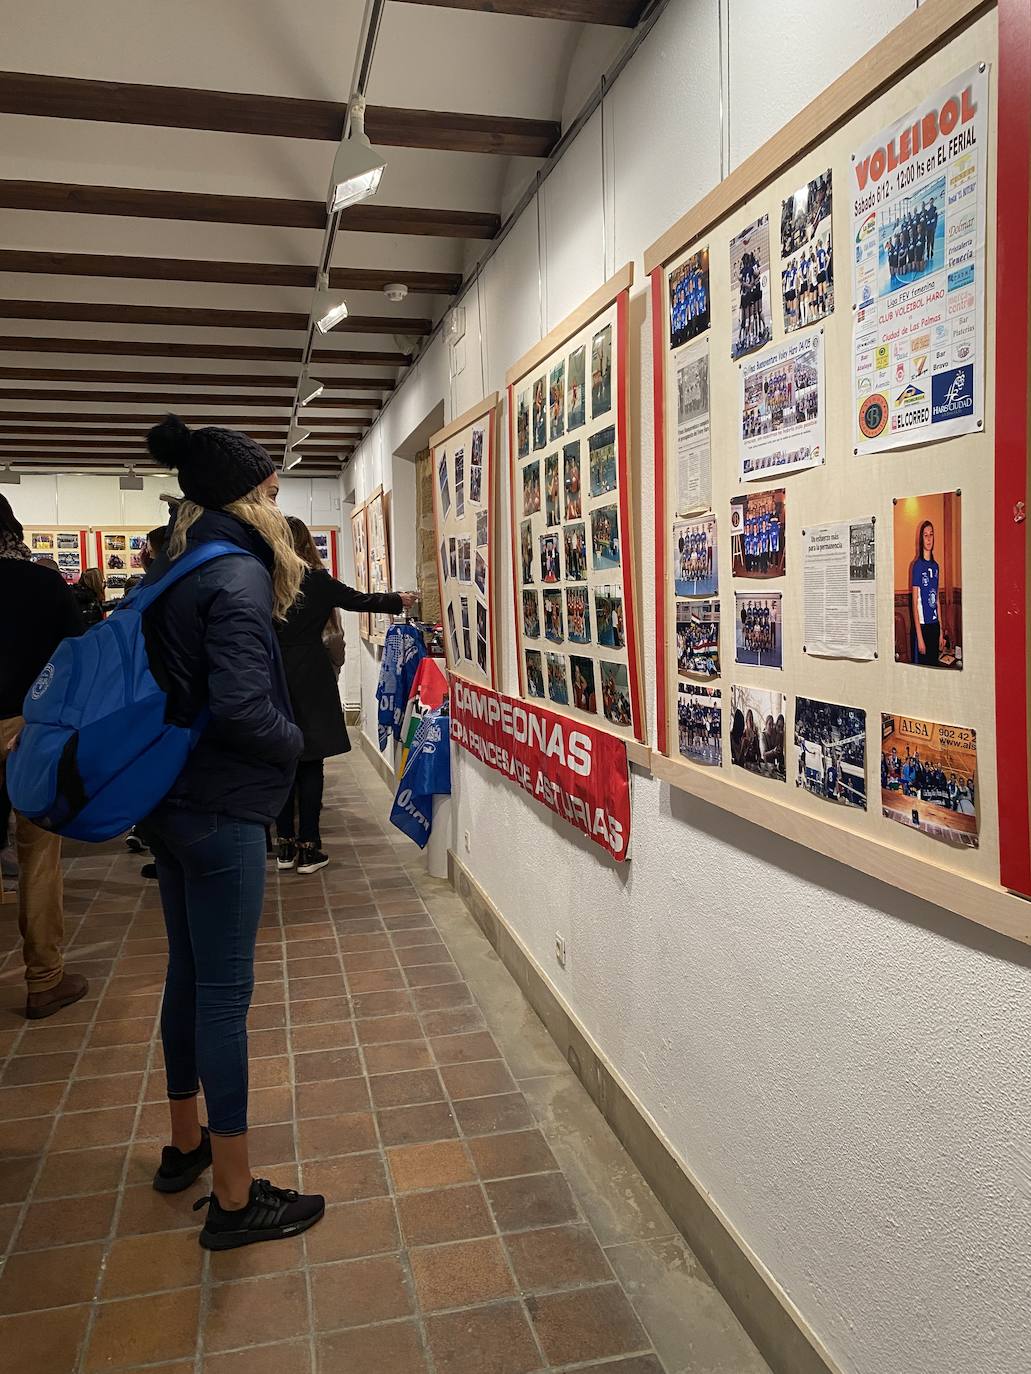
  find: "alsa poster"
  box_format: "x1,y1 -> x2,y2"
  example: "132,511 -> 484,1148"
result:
880,713 -> 978,848
450,679 -> 631,861
850,65 -> 987,453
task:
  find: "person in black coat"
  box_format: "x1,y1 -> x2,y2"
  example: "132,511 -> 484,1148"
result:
274,515 -> 415,874
136,415 -> 324,1253
0,494 -> 88,1020
72,567 -> 106,627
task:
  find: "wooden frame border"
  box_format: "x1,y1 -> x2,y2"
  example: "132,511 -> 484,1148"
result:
505,263 -> 649,756
647,0 -> 1031,940
350,499 -> 372,643
428,391 -> 500,453
429,391 -> 502,690
505,262 -> 634,386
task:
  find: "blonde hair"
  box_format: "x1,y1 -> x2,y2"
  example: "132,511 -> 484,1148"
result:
167,488 -> 305,620
80,567 -> 105,599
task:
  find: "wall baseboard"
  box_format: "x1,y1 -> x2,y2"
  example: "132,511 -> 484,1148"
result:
357,729 -> 396,792
447,849 -> 845,1374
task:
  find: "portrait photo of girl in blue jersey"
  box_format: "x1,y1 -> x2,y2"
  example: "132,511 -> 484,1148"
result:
893,491 -> 962,669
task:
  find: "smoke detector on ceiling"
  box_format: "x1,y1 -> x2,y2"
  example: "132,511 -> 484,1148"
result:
384,282 -> 408,303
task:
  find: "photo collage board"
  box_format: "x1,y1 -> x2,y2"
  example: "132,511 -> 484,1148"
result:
94,527 -> 155,597
430,394 -> 499,688
647,10 -> 1017,912
350,501 -> 372,641
25,527 -> 88,584
366,487 -> 392,646
506,267 -> 644,743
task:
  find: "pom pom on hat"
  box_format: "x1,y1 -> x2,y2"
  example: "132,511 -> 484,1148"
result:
147,414 -> 275,509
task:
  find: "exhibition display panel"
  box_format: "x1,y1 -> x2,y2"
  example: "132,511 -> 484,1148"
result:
351,500 -> 372,642
429,392 -> 500,688
366,485 -> 392,646
94,526 -> 152,596
506,264 -> 646,750
310,526 -> 340,578
24,526 -> 89,582
645,0 -> 1031,939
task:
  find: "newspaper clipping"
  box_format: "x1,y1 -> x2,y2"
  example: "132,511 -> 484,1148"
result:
802,518 -> 876,660
850,64 -> 987,454
674,337 -> 712,512
739,330 -> 824,480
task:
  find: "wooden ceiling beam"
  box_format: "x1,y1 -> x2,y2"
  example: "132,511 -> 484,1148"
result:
394,0 -> 645,23
0,453 -> 352,470
0,367 -> 395,389
0,387 -> 379,409
0,432 -> 359,446
0,250 -> 462,296
0,336 -> 412,365
0,410 -> 366,428
0,299 -> 432,335
0,181 -> 500,239
0,72 -> 559,157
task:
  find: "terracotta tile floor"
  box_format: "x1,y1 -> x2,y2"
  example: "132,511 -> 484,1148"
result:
0,751 -> 769,1374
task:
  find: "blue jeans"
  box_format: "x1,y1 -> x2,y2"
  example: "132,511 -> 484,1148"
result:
144,805 -> 266,1135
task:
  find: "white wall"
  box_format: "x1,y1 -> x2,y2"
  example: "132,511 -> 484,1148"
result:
346,6 -> 1031,1374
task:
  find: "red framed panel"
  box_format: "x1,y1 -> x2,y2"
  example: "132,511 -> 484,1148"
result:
650,267 -> 669,757
994,0 -> 1031,897
504,265 -> 644,745
429,393 -> 501,690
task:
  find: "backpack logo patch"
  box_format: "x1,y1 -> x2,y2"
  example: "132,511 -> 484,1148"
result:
31,663 -> 55,700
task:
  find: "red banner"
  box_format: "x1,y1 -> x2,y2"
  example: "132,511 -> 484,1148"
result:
449,678 -> 631,861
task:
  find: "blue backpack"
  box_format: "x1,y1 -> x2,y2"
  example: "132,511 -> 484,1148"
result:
7,541 -> 252,842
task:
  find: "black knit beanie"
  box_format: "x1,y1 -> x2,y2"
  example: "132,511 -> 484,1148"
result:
146,414 -> 275,508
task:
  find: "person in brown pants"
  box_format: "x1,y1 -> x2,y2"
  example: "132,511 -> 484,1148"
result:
0,495 -> 88,1019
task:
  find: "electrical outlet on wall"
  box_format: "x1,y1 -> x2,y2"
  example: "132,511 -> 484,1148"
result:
555,934 -> 567,968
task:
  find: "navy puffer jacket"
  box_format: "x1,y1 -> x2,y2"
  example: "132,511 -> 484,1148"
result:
141,508 -> 302,824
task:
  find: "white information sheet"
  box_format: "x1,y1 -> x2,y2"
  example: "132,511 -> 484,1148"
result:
850,64 -> 988,453
803,518 -> 877,660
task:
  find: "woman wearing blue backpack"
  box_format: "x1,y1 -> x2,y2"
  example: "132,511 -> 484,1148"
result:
138,415 -> 325,1250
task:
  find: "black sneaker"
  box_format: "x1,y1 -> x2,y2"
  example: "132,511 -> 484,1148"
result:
276,838 -> 297,871
125,830 -> 148,855
296,845 -> 329,875
193,1178 -> 325,1250
153,1127 -> 212,1194
141,862 -> 158,880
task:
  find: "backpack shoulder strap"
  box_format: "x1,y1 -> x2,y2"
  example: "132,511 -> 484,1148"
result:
132,541 -> 256,614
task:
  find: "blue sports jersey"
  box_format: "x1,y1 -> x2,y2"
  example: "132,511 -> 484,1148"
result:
912,557 -> 939,624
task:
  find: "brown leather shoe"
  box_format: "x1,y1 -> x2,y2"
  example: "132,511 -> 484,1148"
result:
25,972 -> 89,1021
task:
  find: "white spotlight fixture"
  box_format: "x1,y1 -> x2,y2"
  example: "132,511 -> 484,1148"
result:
328,94 -> 386,213
286,420 -> 311,449
313,271 -> 349,335
297,368 -> 325,405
